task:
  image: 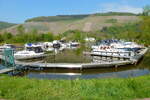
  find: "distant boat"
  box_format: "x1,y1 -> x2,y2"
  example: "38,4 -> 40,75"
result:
66,41 -> 80,49
14,43 -> 44,60
43,40 -> 67,52
43,42 -> 54,52
84,37 -> 95,42
43,40 -> 80,52
52,40 -> 61,49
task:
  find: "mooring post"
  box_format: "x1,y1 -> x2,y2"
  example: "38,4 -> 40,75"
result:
80,66 -> 82,71
45,61 -> 47,67
115,65 -> 118,68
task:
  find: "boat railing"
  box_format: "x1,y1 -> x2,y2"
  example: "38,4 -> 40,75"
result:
92,50 -> 136,57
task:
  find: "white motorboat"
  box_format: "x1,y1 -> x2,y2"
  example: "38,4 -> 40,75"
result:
0,44 -> 16,52
52,40 -> 61,49
91,39 -> 143,57
43,42 -> 54,52
110,41 -> 144,52
93,40 -> 143,51
84,37 -> 96,42
92,46 -> 135,57
42,40 -> 80,51
14,43 -> 44,60
66,41 -> 80,49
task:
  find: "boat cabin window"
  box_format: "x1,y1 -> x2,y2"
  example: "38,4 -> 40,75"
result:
26,47 -> 43,53
7,45 -> 16,48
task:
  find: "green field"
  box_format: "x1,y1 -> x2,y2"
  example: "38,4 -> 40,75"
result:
0,75 -> 150,100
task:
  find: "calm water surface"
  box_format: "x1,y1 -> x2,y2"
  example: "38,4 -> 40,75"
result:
14,49 -> 150,79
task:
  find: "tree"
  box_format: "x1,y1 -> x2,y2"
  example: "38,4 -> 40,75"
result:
54,34 -> 63,40
139,16 -> 150,45
143,5 -> 150,16
42,32 -> 54,41
31,29 -> 38,34
17,25 -> 25,34
3,32 -> 13,40
0,34 -> 4,42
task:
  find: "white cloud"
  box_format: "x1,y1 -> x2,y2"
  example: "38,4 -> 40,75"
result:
100,3 -> 143,14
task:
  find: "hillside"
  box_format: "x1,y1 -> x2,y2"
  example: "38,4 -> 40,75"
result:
3,12 -> 139,34
25,14 -> 89,22
25,12 -> 137,22
0,21 -> 16,30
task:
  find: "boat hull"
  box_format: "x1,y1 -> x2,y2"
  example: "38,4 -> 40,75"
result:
14,53 -> 44,60
91,50 -> 134,58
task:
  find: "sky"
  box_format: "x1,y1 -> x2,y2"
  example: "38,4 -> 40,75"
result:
0,0 -> 150,23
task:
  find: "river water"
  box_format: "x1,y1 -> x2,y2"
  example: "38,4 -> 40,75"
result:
13,49 -> 150,79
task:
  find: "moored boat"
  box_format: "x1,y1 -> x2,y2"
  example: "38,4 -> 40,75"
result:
91,39 -> 144,57
14,43 -> 44,60
0,44 -> 16,52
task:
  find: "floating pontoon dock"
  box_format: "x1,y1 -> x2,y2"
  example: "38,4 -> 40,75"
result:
15,60 -> 132,69
0,48 -> 148,73
0,68 -> 14,74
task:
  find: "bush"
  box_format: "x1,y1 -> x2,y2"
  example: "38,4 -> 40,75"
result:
106,19 -> 117,23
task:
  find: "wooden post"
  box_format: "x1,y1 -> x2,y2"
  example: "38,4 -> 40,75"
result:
115,65 -> 118,68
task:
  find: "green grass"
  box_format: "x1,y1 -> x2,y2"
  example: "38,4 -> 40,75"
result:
0,75 -> 150,100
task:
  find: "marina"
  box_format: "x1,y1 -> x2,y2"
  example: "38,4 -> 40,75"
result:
1,2 -> 150,100
0,39 -> 148,74
12,51 -> 150,79
0,48 -> 148,70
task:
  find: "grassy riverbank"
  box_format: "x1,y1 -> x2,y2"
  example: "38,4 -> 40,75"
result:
0,75 -> 150,100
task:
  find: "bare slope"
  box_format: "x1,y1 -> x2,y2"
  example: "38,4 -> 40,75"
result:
4,15 -> 139,34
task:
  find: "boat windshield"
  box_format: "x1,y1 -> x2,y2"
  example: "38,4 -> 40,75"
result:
26,47 -> 43,53
5,44 -> 16,48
